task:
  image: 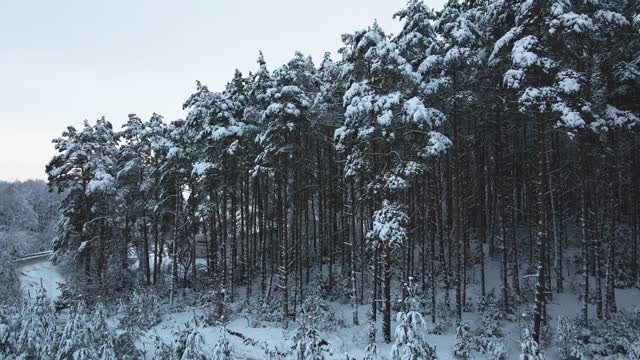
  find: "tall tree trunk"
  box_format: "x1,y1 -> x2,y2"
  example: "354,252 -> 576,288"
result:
383,241 -> 391,343
281,165 -> 289,329
350,181 -> 359,325
153,216 -> 160,285
579,134 -> 590,327
605,131 -> 618,317
171,184 -> 180,304
500,206 -> 510,314
633,134 -> 639,286
231,183 -> 237,302
142,208 -> 151,286
532,113 -> 547,345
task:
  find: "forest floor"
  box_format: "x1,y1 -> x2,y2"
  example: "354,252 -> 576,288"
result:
132,256 -> 640,359
16,249 -> 639,359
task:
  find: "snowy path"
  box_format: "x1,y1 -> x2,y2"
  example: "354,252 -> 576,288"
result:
17,256 -> 63,301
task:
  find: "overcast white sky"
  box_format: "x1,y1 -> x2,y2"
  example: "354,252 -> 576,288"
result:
0,0 -> 446,181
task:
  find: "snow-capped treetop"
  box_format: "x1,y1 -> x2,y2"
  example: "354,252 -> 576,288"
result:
254,52 -> 316,170
393,0 -> 439,70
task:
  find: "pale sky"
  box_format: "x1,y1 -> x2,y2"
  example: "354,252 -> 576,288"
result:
0,0 -> 445,181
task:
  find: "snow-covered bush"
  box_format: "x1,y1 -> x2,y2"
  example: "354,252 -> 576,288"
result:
582,313 -> 639,358
16,287 -> 57,357
553,311 -> 640,359
212,331 -> 233,360
40,315 -> 62,358
110,330 -> 141,359
428,318 -> 450,335
119,289 -> 161,331
391,277 -> 437,360
299,293 -> 340,331
520,329 -> 544,360
165,316 -> 210,360
263,344 -> 288,360
72,347 -> 97,359
472,307 -> 504,354
477,292 -> 492,314
98,338 -> 118,360
453,322 -> 472,359
204,285 -> 230,327
363,343 -> 384,360
292,300 -> 329,360
245,297 -> 285,324
0,305 -> 20,356
633,306 -> 640,326
56,303 -> 96,359
556,315 -> 579,359
294,327 -> 325,360
487,340 -> 506,360
181,326 -> 207,360
391,309 -> 437,360
173,319 -> 196,359
91,302 -> 110,344
479,290 -> 509,320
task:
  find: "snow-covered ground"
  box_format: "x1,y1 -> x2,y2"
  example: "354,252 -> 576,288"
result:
18,257 -> 63,301
132,288 -> 639,359
130,257 -> 640,359
14,248 -> 637,359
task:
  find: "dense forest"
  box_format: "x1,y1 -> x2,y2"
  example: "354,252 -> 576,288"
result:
2,0 -> 639,359
0,180 -> 60,254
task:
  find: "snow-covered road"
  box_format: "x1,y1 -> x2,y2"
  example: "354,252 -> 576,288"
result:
17,256 -> 63,301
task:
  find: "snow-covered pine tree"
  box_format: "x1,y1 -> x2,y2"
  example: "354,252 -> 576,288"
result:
184,75 -> 254,312
144,113 -> 170,286
211,330 -> 233,360
56,303 -> 97,359
120,289 -> 160,331
391,277 -> 437,360
0,305 -> 19,356
556,315 -> 579,360
91,302 -> 109,345
117,113 -> 158,287
432,0 -> 487,322
47,118 -> 119,297
488,341 -> 506,360
520,329 -> 544,360
363,342 -> 383,360
487,0 -> 592,341
156,116 -> 197,304
254,52 -> 317,328
294,327 -> 325,360
98,338 -> 118,360
338,20 -> 449,343
453,322 -> 472,359
16,287 -> 56,358
293,298 -> 330,360
180,327 -> 207,360
393,0 -> 446,318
